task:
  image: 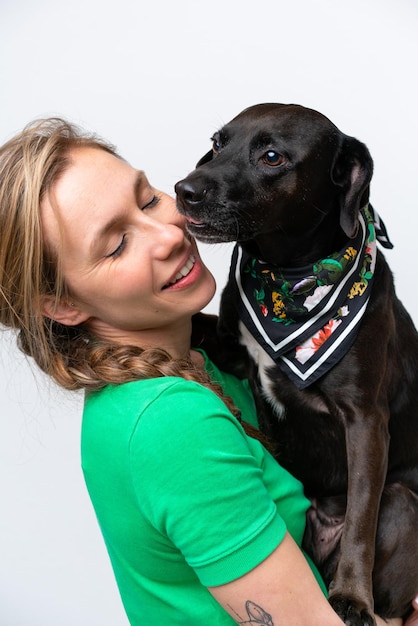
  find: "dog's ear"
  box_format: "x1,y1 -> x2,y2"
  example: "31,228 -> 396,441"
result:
196,150 -> 213,167
331,135 -> 373,238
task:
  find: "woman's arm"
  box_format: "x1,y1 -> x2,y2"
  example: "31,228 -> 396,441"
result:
209,532 -> 410,626
209,532 -> 343,626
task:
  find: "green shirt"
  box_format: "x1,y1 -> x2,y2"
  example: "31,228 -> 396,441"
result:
81,351 -> 325,624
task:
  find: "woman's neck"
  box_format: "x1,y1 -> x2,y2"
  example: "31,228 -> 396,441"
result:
190,349 -> 205,368
88,316 -> 195,361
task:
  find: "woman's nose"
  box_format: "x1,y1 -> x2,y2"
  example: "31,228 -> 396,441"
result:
151,219 -> 186,260
164,194 -> 187,230
141,193 -> 188,258
150,195 -> 188,257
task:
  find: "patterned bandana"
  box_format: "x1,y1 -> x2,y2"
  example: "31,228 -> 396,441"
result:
230,204 -> 393,389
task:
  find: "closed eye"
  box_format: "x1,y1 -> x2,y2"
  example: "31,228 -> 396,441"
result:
107,234 -> 127,258
106,195 -> 160,257
142,195 -> 160,210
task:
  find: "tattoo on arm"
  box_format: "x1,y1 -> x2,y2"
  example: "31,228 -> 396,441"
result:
228,600 -> 274,625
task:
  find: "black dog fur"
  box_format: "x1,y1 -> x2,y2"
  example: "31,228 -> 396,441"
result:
176,103 -> 418,625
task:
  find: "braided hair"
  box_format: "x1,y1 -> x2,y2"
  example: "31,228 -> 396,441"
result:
0,117 -> 266,444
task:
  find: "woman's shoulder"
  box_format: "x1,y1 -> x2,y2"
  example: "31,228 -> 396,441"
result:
83,375 -> 239,440
84,375 -> 227,412
82,376 -> 243,475
197,349 -> 258,428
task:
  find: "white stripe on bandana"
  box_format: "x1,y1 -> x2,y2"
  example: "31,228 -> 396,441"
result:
230,204 -> 393,389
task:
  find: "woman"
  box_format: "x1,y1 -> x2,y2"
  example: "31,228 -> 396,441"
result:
0,118 -> 416,625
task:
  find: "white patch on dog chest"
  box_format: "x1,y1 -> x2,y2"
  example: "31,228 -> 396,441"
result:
238,321 -> 286,419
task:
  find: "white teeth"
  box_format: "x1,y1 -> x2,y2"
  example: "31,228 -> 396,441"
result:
167,254 -> 195,286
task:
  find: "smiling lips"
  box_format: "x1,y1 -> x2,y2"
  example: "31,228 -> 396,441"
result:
164,254 -> 196,288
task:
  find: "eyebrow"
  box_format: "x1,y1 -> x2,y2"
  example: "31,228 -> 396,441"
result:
89,170 -> 146,256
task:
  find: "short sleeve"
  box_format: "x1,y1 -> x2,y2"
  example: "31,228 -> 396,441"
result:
128,379 -> 287,586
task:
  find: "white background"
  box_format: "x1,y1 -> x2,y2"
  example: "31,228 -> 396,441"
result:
0,1 -> 417,624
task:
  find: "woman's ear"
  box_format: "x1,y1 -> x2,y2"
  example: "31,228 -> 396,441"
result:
41,296 -> 90,326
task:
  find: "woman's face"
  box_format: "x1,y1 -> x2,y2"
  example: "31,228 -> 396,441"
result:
41,146 -> 216,349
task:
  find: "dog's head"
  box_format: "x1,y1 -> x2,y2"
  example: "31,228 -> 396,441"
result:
175,103 -> 373,265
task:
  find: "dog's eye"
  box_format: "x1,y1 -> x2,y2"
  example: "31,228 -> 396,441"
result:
263,150 -> 285,166
211,136 -> 221,154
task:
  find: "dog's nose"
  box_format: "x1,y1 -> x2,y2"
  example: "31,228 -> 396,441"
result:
175,179 -> 207,207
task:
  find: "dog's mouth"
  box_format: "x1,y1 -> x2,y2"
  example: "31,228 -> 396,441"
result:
183,215 -> 237,244
184,215 -> 204,226
183,214 -> 276,263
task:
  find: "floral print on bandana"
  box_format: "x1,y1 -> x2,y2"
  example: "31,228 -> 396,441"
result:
247,237 -> 374,326
231,204 -> 394,388
295,306 -> 349,364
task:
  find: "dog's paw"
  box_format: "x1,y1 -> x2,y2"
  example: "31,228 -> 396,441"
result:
329,595 -> 376,626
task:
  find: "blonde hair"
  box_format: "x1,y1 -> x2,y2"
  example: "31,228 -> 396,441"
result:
0,118 -> 266,441
0,117 -> 115,380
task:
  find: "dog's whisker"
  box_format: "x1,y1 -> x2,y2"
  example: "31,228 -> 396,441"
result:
312,203 -> 327,216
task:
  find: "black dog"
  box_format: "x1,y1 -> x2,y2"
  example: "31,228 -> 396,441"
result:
176,103 -> 418,625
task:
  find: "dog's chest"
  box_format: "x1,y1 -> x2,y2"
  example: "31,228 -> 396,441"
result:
238,322 -> 286,418
238,321 -> 346,494
238,321 -> 330,418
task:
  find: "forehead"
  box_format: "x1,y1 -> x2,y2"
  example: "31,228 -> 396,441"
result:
53,146 -> 129,205
40,146 -> 137,252
223,105 -> 338,149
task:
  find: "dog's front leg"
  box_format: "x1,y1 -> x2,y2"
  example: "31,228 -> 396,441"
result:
328,411 -> 389,626
216,281 -> 254,379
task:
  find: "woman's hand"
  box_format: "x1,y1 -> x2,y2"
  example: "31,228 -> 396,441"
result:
404,597 -> 418,626
381,596 -> 418,626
